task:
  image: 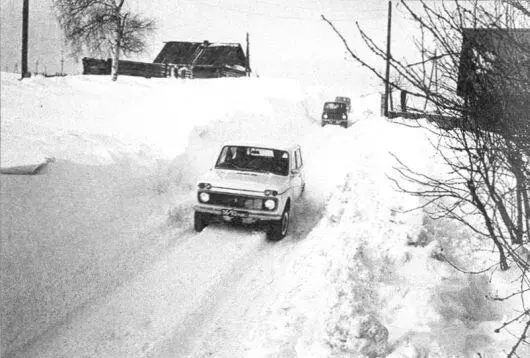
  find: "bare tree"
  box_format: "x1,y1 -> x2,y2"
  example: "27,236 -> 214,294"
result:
323,0 -> 529,356
54,0 -> 156,81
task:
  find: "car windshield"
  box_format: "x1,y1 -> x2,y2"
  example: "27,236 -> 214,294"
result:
215,146 -> 289,176
324,102 -> 345,111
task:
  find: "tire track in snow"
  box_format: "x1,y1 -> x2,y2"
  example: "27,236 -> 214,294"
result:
152,227 -> 282,357
17,226 -> 269,358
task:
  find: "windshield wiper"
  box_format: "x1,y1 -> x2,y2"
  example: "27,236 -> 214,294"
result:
247,167 -> 268,173
216,163 -> 254,172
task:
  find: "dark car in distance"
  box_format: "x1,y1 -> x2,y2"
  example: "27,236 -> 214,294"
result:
335,96 -> 351,112
321,102 -> 348,128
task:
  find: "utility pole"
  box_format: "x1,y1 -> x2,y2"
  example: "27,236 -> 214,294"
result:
35,59 -> 39,74
384,1 -> 392,117
246,32 -> 251,76
21,0 -> 30,79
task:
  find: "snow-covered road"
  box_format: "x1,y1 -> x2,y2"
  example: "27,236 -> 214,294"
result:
1,74 -> 365,357
155,125 -> 366,358
15,119 -> 365,358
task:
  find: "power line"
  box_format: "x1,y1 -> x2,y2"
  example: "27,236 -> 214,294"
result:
190,0 -> 387,22
253,0 -> 386,14
405,0 -> 501,1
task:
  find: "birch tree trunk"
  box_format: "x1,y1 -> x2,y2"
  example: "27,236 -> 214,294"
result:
111,31 -> 121,81
111,1 -> 126,81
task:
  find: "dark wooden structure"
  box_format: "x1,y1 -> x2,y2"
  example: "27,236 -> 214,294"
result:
82,58 -> 170,78
456,28 -> 530,131
153,40 -> 249,78
82,58 -> 111,75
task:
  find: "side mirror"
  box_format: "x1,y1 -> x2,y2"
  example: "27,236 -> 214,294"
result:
291,169 -> 299,175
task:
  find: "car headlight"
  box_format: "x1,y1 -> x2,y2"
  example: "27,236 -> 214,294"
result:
323,114 -> 328,119
342,114 -> 347,120
264,199 -> 277,210
198,182 -> 212,190
199,192 -> 210,203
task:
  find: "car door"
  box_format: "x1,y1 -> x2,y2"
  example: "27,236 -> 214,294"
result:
291,148 -> 304,198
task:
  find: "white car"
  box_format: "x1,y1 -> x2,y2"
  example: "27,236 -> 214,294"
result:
194,142 -> 305,241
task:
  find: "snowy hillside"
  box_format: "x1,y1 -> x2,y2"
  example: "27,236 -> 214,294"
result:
1,74 -> 527,357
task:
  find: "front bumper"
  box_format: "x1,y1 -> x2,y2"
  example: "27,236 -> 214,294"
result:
195,204 -> 282,221
322,119 -> 347,125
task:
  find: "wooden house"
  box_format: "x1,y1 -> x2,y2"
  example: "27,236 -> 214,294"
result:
153,40 -> 250,79
456,28 -> 530,131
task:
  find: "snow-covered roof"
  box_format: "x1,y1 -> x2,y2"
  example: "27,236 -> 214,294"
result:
153,41 -> 247,68
208,43 -> 240,48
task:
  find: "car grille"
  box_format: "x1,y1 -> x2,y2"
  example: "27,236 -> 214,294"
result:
324,113 -> 344,119
208,192 -> 263,210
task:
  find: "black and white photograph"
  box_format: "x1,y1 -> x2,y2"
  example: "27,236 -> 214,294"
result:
1,0 -> 529,357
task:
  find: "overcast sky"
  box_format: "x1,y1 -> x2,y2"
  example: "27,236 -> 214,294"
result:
0,0 -> 420,86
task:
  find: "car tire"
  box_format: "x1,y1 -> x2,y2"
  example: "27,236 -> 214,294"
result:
267,206 -> 290,241
194,211 -> 210,232
342,122 -> 347,128
321,122 -> 326,127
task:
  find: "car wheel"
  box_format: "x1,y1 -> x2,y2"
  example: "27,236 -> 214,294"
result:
342,122 -> 347,128
194,211 -> 210,232
267,206 -> 290,241
321,122 -> 326,127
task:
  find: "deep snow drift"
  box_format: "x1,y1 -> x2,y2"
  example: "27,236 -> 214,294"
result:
1,73 -> 527,358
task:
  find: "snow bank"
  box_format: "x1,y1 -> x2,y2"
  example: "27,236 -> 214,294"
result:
1,73 -> 307,167
244,115 -> 529,357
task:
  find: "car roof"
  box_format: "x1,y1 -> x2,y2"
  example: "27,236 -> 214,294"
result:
221,140 -> 300,152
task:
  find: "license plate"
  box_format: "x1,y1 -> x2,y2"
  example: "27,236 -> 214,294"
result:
221,209 -> 249,218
